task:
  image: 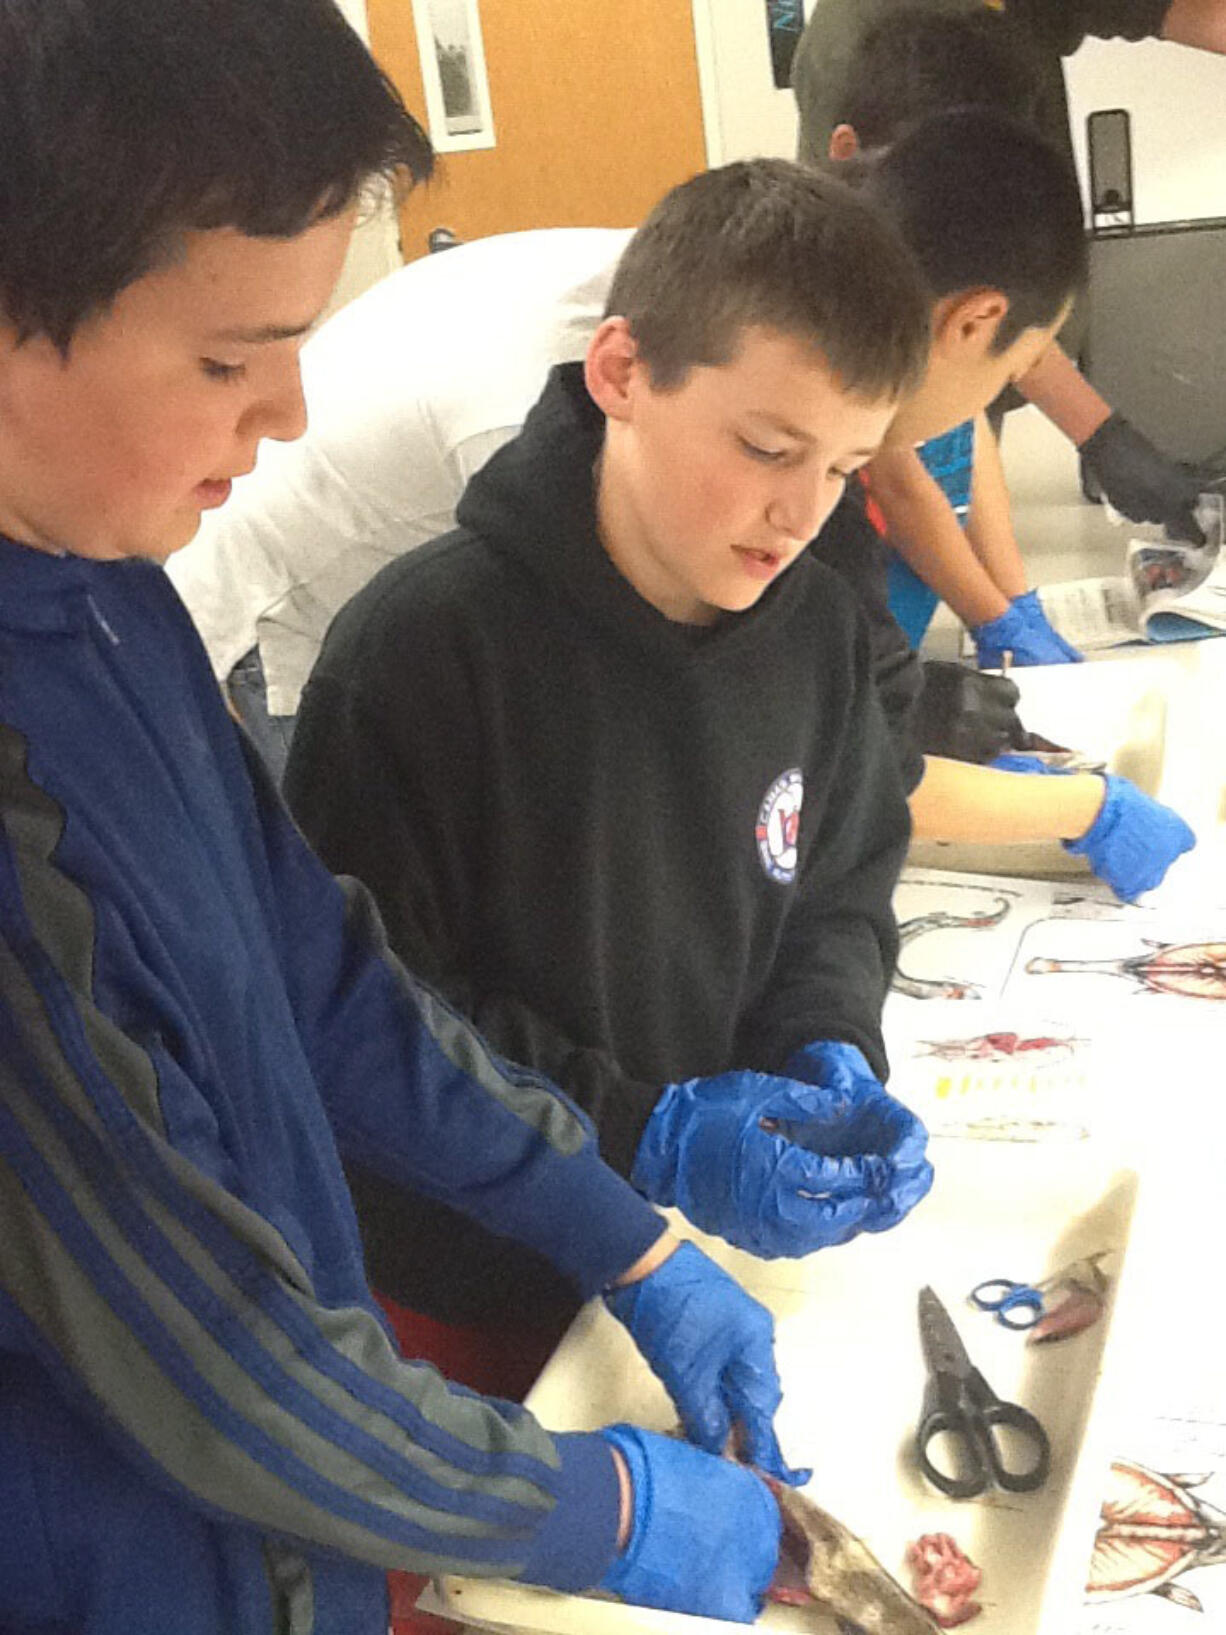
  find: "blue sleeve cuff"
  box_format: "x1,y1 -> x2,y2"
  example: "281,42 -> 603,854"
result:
1063,775 -> 1112,855
516,1432 -> 621,1592
490,1144 -> 667,1300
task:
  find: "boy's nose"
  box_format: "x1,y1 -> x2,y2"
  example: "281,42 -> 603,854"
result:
244,368 -> 309,446
767,469 -> 843,545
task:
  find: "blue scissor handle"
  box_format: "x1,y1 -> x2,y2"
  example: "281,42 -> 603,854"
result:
969,1279 -> 1043,1330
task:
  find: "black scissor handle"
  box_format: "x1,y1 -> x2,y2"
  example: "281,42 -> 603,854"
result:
915,1405 -> 990,1499
976,1398 -> 1051,1493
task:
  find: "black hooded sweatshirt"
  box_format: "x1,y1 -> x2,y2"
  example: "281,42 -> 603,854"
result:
286,364 -> 912,1324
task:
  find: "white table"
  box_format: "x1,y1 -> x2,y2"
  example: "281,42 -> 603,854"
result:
422,639 -> 1226,1635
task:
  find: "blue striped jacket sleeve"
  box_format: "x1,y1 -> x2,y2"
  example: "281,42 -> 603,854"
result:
0,745 -> 626,1590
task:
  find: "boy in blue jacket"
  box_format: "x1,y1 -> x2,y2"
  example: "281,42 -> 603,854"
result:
0,3 -> 822,1630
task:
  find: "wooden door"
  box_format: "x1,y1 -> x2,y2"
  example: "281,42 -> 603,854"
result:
367,0 -> 708,256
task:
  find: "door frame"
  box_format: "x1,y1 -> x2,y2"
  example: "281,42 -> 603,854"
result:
688,0 -> 807,166
689,0 -> 725,166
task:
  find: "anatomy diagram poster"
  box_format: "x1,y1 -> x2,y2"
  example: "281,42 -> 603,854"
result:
1074,1171 -> 1226,1632
887,868 -> 1226,1628
883,869 -> 1225,1143
1078,1450 -> 1226,1630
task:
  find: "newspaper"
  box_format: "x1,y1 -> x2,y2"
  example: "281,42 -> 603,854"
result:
1037,492 -> 1226,651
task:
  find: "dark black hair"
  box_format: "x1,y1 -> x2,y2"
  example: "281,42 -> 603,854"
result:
604,158 -> 930,401
836,7 -> 1040,151
0,0 -> 433,349
861,109 -> 1087,351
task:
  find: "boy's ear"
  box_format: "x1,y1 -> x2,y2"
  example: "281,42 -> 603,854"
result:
828,124 -> 861,162
584,316 -> 641,423
932,289 -> 1010,356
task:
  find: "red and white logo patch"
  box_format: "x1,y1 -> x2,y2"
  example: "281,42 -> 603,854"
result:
755,768 -> 803,883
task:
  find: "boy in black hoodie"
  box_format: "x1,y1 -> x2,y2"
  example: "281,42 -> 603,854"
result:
286,161 -> 935,1356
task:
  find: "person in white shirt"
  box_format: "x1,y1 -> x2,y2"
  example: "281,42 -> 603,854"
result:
168,227 -> 633,770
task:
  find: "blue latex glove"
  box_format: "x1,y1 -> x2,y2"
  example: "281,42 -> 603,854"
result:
605,1241 -> 810,1485
973,590 -> 1083,668
1063,773 -> 1196,901
633,1068 -> 910,1258
597,1424 -> 779,1623
782,1041 -> 933,1231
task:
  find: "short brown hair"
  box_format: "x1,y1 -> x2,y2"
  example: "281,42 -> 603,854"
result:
604,158 -> 930,400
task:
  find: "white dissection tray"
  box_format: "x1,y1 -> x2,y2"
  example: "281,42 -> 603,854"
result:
420,1141 -> 1140,1635
907,649 -> 1207,880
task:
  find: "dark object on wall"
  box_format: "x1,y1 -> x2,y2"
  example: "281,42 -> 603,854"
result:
766,0 -> 805,91
1083,217 -> 1226,468
1087,109 -> 1134,234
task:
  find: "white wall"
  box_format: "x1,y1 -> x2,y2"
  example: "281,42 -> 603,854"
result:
327,0 -> 404,314
693,1 -> 1226,228
1066,37 -> 1226,225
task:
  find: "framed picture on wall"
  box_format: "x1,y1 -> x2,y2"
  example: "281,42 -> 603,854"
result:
409,0 -> 496,153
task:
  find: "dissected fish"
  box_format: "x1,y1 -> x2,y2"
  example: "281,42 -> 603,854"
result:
1087,1459 -> 1226,1611
1028,1251 -> 1112,1346
906,1534 -> 982,1627
1028,1282 -> 1104,1344
769,1481 -> 942,1634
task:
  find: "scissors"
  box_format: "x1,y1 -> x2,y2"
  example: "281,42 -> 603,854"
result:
969,1277 -> 1045,1330
915,1286 -> 1051,1499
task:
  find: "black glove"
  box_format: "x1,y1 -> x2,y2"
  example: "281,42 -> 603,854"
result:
912,661 -> 1025,764
1078,413 -> 1205,543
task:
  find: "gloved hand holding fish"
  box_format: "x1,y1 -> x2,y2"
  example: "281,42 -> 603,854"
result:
631,1048 -> 932,1259
597,1272 -> 1008,1631
601,1244 -> 938,1627
594,1424 -> 949,1630
595,1424 -> 781,1622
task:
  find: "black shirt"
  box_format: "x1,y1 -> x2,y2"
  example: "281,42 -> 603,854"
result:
286,365 -> 912,1323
